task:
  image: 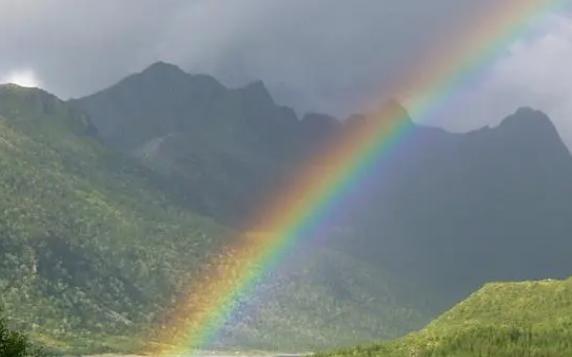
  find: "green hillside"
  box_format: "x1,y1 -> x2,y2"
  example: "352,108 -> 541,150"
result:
0,84 -> 228,353
321,277 -> 572,356
0,84 -> 431,354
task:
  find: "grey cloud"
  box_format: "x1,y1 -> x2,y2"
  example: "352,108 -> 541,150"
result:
2,0 -> 564,134
151,0 -> 497,115
430,13 -> 572,147
0,0 -> 185,96
1,0 -> 492,110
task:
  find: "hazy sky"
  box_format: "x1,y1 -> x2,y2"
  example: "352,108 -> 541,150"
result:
1,0 -> 571,145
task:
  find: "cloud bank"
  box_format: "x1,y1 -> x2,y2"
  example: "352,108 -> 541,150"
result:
1,0 -> 571,145
433,13 -> 572,147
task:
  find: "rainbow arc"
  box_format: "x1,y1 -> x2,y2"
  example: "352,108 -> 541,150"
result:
149,1 -> 569,355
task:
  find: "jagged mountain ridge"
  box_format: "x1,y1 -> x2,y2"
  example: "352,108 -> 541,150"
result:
72,62 -> 335,220
74,62 -> 572,312
343,106 -> 572,307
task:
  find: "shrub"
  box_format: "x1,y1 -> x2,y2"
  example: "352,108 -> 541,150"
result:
0,316 -> 47,357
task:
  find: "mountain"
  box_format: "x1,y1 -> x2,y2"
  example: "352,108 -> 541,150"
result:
73,61 -> 572,333
211,246 -> 431,350
71,62 -> 337,222
0,84 -> 232,352
320,276 -> 572,356
0,84 -> 429,353
74,63 -> 572,312
341,107 -> 572,308
71,62 -> 298,154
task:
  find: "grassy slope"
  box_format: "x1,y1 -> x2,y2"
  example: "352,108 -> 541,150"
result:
321,277 -> 572,356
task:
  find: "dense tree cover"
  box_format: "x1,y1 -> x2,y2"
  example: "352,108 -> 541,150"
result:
320,278 -> 572,356
0,313 -> 47,357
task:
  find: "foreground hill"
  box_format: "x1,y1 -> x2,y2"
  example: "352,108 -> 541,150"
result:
321,277 -> 572,356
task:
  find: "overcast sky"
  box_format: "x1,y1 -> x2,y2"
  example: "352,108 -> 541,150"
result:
1,1 -> 572,145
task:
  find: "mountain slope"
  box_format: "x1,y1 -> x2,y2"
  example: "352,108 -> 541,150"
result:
74,62 -> 572,330
0,84 -> 430,353
212,245 -> 431,350
321,277 -> 572,356
0,84 -> 229,352
340,107 -> 572,308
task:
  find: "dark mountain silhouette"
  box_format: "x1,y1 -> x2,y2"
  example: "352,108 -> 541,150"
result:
343,107 -> 572,307
73,62 -> 572,311
72,63 -> 334,221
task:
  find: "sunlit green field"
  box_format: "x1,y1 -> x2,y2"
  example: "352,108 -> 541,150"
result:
320,277 -> 572,356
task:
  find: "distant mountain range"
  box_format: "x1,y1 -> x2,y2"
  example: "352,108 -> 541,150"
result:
73,62 -> 572,307
72,61 -> 340,222
341,106 -> 572,308
1,61 -> 571,354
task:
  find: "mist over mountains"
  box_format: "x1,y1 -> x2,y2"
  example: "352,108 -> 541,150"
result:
1,62 -> 572,353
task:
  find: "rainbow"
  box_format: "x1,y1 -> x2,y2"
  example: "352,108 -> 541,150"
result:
150,1 -> 569,355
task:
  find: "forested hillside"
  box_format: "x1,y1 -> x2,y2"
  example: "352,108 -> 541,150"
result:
0,84 -> 429,353
0,84 -> 228,353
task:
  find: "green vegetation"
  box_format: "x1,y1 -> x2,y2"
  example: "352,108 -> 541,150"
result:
7,65 -> 572,355
0,312 -> 48,357
0,84 -> 226,353
320,277 -> 572,356
0,84 -> 430,353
